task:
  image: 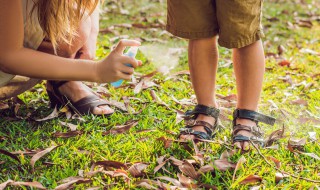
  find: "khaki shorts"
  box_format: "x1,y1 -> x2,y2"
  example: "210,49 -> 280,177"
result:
166,0 -> 264,48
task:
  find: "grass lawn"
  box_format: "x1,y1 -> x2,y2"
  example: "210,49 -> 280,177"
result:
0,0 -> 319,189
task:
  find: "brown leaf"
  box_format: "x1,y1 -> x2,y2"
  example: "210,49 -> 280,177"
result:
267,156 -> 281,168
30,145 -> 59,171
0,149 -> 20,163
220,150 -> 237,160
103,169 -> 130,184
213,159 -> 236,172
0,102 -> 9,110
105,99 -> 127,112
154,157 -> 168,174
172,70 -> 190,76
156,176 -> 182,187
134,77 -> 158,94
169,156 -> 184,166
157,136 -> 173,148
135,179 -> 159,189
59,121 -> 78,131
265,125 -> 285,147
178,160 -> 199,180
11,149 -> 43,156
128,163 -> 149,177
53,131 -> 83,138
199,184 -> 218,190
90,160 -> 128,171
298,117 -> 320,124
198,164 -> 215,174
122,96 -> 135,113
278,45 -> 286,55
103,120 -> 138,135
291,99 -> 308,106
220,94 -> 237,102
150,90 -> 171,109
239,175 -> 262,184
288,138 -> 307,151
232,156 -> 247,181
296,19 -> 313,28
55,177 -> 91,190
275,172 -> 289,184
175,109 -> 185,124
300,152 -> 320,160
177,173 -> 197,188
35,107 -> 59,121
278,60 -> 291,67
0,180 -> 47,190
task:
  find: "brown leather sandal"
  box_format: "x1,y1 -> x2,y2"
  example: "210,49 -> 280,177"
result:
179,104 -> 220,140
46,80 -> 114,116
232,109 -> 276,147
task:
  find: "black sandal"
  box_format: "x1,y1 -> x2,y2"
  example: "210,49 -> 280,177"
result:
46,80 -> 114,116
179,104 -> 220,140
232,109 -> 276,147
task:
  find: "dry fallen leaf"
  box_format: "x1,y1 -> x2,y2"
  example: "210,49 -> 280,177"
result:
178,160 -> 199,180
213,159 -> 236,172
103,120 -> 138,135
267,156 -> 281,168
177,173 -> 197,188
128,163 -> 149,177
291,99 -> 308,106
53,131 -> 83,138
90,160 -> 128,171
278,60 -> 291,67
0,102 -> 9,110
55,177 -> 91,190
30,145 -> 59,171
265,125 -> 285,147
275,172 -> 289,184
0,180 -> 47,190
157,136 -> 173,149
232,156 -> 247,182
35,107 -> 59,121
59,121 -> 78,131
0,149 -> 20,163
239,175 -> 262,185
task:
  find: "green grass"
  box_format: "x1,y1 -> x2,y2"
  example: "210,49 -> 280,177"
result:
1,0 -> 320,189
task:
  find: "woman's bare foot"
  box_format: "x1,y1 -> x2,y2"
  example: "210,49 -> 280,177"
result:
233,118 -> 257,151
47,81 -> 114,115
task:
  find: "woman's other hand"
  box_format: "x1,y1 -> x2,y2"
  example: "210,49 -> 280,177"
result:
94,39 -> 142,83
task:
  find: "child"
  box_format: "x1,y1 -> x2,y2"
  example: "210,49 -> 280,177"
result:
0,0 -> 141,116
167,0 -> 275,151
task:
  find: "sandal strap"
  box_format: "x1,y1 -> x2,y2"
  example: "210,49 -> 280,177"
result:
233,124 -> 263,137
233,135 -> 264,145
185,104 -> 220,119
179,128 -> 212,140
47,80 -> 69,98
185,120 -> 215,137
72,95 -> 109,114
233,109 -> 275,126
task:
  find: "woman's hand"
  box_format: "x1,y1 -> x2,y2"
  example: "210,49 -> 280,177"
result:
94,39 -> 142,83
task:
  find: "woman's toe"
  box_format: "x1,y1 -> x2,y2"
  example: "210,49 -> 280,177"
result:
234,142 -> 242,149
243,141 -> 250,151
93,105 -> 114,115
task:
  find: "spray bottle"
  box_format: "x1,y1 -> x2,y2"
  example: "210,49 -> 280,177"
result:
111,46 -> 139,87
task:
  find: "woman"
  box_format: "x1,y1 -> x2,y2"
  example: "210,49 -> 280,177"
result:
0,0 -> 141,115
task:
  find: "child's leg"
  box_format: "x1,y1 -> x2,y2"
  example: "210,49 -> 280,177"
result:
180,37 -> 219,140
232,40 -> 265,150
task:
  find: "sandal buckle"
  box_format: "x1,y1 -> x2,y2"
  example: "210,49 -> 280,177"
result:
180,128 -> 194,134
185,119 -> 196,126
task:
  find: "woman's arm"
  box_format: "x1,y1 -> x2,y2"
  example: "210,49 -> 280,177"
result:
0,1 -> 140,83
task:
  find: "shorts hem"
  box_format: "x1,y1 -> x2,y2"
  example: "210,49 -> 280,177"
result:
219,30 -> 264,49
166,25 -> 218,39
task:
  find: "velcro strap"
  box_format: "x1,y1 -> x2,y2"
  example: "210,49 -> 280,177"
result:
185,104 -> 220,119
233,124 -> 263,137
233,109 -> 275,126
179,128 -> 212,140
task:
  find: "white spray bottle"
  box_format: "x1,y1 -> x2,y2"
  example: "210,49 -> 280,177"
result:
111,46 -> 139,87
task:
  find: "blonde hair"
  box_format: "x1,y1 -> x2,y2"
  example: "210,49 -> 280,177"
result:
31,0 -> 100,52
